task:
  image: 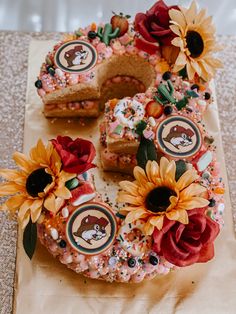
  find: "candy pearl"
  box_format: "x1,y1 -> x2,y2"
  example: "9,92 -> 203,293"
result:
149,255 -> 159,266
148,116 -> 156,127
35,79 -> 42,89
108,256 -> 117,266
128,258 -> 136,268
204,92 -> 211,100
191,84 -> 199,91
55,68 -> 64,77
198,100 -> 206,107
88,31 -> 97,39
202,171 -> 210,179
218,203 -> 225,214
62,207 -> 69,218
162,71 -> 171,81
59,240 -> 67,248
50,228 -> 59,240
48,67 -> 55,76
164,105 -> 173,115
208,198 -> 216,207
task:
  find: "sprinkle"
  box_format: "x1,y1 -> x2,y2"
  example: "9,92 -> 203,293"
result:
50,228 -> 59,240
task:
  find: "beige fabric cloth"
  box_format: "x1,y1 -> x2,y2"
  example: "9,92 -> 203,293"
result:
13,40 -> 236,314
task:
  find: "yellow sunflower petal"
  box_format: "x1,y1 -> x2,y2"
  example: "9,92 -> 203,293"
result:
169,8 -> 186,29
125,208 -> 149,224
186,60 -> 196,80
117,192 -> 143,206
180,183 -> 207,198
160,157 -> 169,181
0,182 -> 25,196
149,215 -> 164,231
54,186 -> 71,199
169,24 -> 182,36
185,1 -> 197,24
133,166 -> 148,185
166,210 -> 180,221
177,196 -> 209,210
0,169 -> 26,181
30,139 -> 48,165
21,211 -> 31,229
31,206 -> 42,223
176,169 -> 199,191
18,199 -> 34,221
177,209 -> 189,224
4,194 -> 26,211
146,160 -> 160,183
119,181 -> 139,196
44,193 -> 56,213
171,37 -> 185,50
144,220 -> 155,236
12,152 -> 35,173
138,182 -> 155,197
173,51 -> 187,66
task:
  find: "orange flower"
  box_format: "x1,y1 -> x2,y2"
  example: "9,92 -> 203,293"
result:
117,157 -> 209,235
0,140 -> 74,228
169,1 -> 222,80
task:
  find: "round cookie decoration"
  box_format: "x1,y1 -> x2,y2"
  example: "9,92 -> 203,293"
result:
66,202 -> 117,255
54,40 -> 97,73
156,116 -> 202,158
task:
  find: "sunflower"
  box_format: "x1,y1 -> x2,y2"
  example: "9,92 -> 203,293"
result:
117,157 -> 209,235
0,140 -> 75,228
168,1 -> 222,81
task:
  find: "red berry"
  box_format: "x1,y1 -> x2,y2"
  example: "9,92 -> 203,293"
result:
110,14 -> 129,37
146,100 -> 164,119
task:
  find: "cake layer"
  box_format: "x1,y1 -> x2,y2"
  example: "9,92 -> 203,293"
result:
40,54 -> 156,106
100,147 -> 136,175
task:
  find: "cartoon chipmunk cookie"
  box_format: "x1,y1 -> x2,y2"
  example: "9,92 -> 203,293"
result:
64,45 -> 88,67
73,215 -> 109,244
164,125 -> 194,149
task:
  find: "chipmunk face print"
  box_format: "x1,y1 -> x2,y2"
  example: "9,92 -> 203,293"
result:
64,45 -> 88,67
66,202 -> 117,255
164,125 -> 194,149
156,116 -> 202,158
73,215 -> 109,244
54,40 -> 97,73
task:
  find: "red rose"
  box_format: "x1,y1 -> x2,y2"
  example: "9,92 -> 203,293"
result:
52,136 -> 96,174
153,208 -> 220,267
135,0 -> 178,53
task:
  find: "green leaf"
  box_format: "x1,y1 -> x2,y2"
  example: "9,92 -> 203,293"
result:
175,160 -> 187,181
176,97 -> 188,110
186,90 -> 199,98
179,66 -> 188,78
65,177 -> 79,190
23,218 -> 37,259
136,137 -> 157,169
135,120 -> 147,136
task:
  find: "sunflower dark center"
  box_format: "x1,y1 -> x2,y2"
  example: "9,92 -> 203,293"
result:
145,186 -> 176,213
26,168 -> 52,197
186,31 -> 204,58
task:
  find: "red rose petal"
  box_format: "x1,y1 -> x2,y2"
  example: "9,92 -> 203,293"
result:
135,37 -> 160,55
197,243 -> 215,263
201,216 -> 220,245
179,238 -> 202,254
163,233 -> 189,260
138,19 -> 157,42
52,136 -> 96,174
175,223 -> 185,242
